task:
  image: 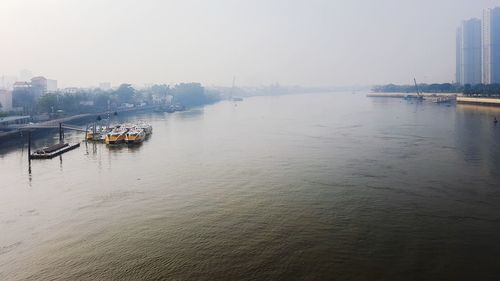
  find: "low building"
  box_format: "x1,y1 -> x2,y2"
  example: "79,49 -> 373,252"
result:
31,76 -> 47,97
0,90 -> 13,111
13,81 -> 31,91
12,82 -> 34,111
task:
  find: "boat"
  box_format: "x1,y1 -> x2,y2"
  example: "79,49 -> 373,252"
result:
105,126 -> 128,144
86,130 -> 97,141
137,123 -> 153,135
125,128 -> 146,144
86,125 -> 100,141
86,124 -> 112,142
166,104 -> 186,113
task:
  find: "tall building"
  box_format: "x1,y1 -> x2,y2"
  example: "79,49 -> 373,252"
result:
482,7 -> 500,84
456,27 -> 462,84
457,18 -> 482,85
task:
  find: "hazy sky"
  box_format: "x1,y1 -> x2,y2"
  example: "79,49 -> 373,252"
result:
0,0 -> 499,88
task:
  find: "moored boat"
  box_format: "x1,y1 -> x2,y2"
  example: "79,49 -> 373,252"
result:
125,128 -> 146,144
86,125 -> 112,142
105,126 -> 128,144
138,123 -> 153,135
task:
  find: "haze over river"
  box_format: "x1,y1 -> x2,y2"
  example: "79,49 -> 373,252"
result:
1,93 -> 500,280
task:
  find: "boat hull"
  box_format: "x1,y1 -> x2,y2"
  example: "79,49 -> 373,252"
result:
105,135 -> 126,144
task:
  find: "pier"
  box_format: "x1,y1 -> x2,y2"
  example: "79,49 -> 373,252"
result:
30,143 -> 80,159
25,122 -> 83,160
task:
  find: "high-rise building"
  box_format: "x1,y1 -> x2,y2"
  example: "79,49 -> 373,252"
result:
482,7 -> 500,84
456,27 -> 462,84
457,18 -> 482,85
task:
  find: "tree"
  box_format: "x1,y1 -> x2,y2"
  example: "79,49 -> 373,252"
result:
463,84 -> 472,96
93,92 -> 111,110
149,84 -> 170,104
36,94 -> 58,113
113,84 -> 136,104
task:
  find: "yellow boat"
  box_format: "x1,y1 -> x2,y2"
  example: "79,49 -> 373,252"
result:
105,127 -> 127,144
125,128 -> 146,144
86,131 -> 96,141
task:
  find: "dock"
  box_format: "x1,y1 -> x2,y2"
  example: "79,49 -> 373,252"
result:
30,143 -> 80,159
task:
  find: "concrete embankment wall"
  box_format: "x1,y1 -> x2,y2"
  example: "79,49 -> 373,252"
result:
456,97 -> 500,106
367,93 -> 458,98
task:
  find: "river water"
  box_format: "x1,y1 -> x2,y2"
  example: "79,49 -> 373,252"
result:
1,93 -> 500,280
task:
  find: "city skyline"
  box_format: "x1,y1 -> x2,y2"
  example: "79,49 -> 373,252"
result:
456,7 -> 500,85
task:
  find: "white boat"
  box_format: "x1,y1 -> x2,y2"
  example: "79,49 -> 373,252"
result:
138,123 -> 153,135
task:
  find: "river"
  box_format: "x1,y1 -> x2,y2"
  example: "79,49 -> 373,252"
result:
1,92 -> 500,280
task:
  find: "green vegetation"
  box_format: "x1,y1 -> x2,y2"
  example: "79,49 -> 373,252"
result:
462,84 -> 500,97
11,82 -> 220,115
372,83 -> 459,93
373,83 -> 500,97
171,83 -> 220,107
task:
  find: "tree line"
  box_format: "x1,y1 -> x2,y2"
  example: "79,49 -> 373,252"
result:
372,83 -> 500,97
11,83 -> 220,115
372,83 -> 459,93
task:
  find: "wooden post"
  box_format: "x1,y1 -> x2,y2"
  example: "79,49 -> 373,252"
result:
59,123 -> 63,143
28,131 -> 31,174
27,131 -> 31,161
